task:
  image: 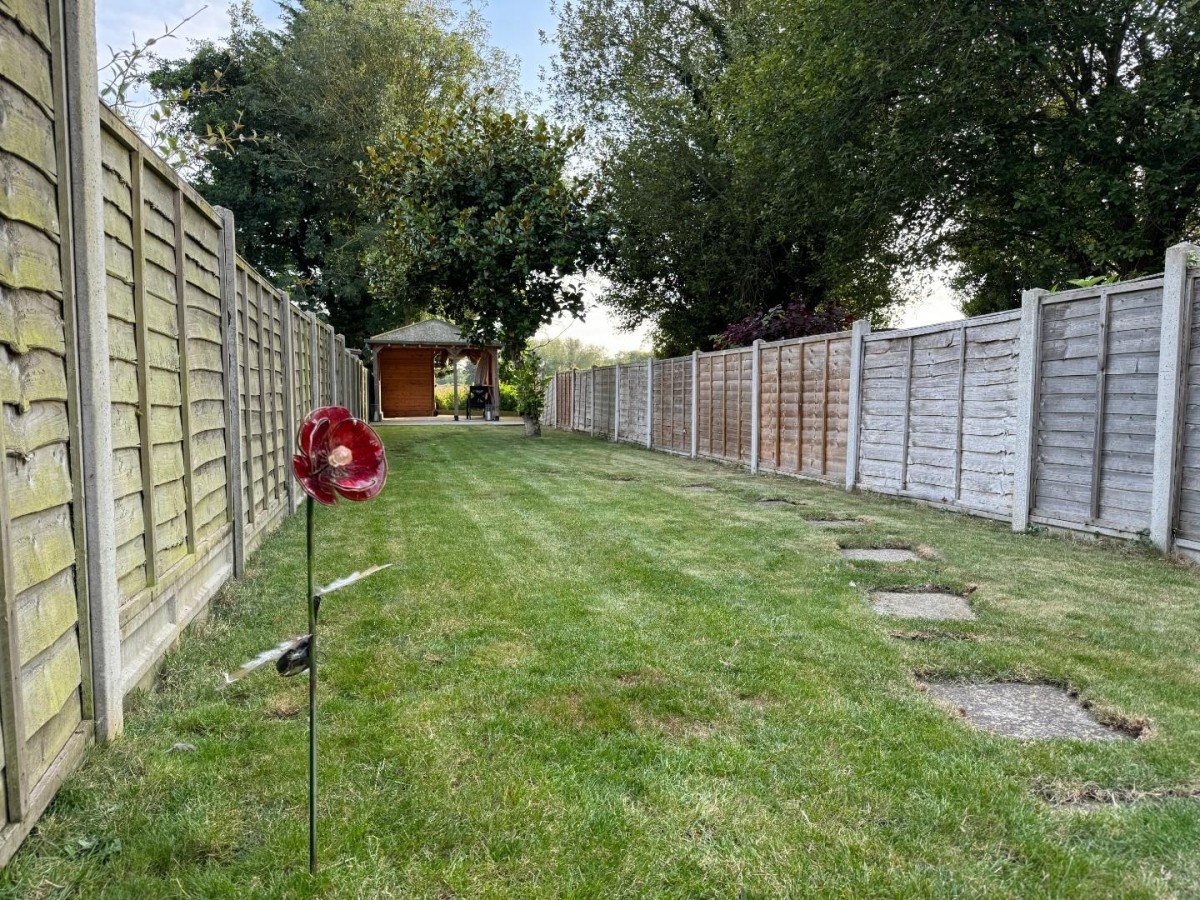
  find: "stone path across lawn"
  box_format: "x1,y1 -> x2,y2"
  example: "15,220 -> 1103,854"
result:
871,590 -> 975,620
841,548 -> 922,562
923,683 -> 1130,741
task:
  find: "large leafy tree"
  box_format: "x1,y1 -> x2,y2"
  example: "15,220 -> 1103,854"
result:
150,0 -> 514,343
698,0 -> 1200,315
552,0 -> 1200,339
358,95 -> 608,362
548,0 -> 899,355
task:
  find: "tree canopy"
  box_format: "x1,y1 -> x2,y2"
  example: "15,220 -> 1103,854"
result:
150,0 -> 515,344
550,0 -> 1200,344
358,95 -> 608,360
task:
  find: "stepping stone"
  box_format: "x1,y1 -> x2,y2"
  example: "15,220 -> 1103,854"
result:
807,519 -> 861,528
923,683 -> 1129,741
682,484 -> 715,492
841,548 -> 921,562
871,590 -> 975,620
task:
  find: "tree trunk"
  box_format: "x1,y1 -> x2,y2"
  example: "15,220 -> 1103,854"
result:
523,414 -> 541,437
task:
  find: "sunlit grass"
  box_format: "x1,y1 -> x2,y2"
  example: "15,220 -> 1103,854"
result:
3,427 -> 1198,898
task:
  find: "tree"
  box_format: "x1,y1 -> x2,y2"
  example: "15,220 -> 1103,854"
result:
525,336 -> 651,374
713,301 -> 852,350
724,0 -> 1200,315
547,0 -> 899,355
358,94 -> 608,364
149,0 -> 514,344
551,0 -> 1200,336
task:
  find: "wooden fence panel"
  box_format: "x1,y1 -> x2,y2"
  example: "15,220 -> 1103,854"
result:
291,307 -> 312,426
318,325 -> 332,406
1174,271 -> 1200,545
859,318 -> 1017,514
594,367 -> 615,437
651,357 -> 691,453
1032,280 -> 1162,534
618,363 -> 648,444
958,316 -> 1021,515
1097,283 -> 1161,529
100,125 -> 148,604
140,163 -> 189,580
182,201 -> 230,552
0,0 -> 90,843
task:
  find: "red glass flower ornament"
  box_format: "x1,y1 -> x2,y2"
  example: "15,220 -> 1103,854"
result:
292,406 -> 387,505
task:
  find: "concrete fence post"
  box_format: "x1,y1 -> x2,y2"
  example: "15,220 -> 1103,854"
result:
309,318 -> 319,409
66,0 -> 122,740
750,340 -> 762,473
371,349 -> 381,422
215,207 -> 247,576
646,358 -> 654,449
1012,288 -> 1047,532
279,294 -> 299,512
1150,242 -> 1199,551
844,320 -> 872,491
330,334 -> 341,407
691,350 -> 699,459
613,363 -> 621,441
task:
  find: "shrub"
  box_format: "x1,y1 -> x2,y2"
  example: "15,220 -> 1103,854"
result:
433,383 -> 517,413
511,351 -> 551,419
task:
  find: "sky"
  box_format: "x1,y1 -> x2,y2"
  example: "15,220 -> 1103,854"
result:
95,0 -> 960,353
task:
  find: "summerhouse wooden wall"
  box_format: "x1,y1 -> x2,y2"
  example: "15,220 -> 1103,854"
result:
0,1 -> 370,862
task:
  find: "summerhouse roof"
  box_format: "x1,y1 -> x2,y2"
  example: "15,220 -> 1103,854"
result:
366,318 -> 500,348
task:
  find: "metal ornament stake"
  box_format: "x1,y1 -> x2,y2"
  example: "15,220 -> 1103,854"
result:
219,406 -> 389,878
307,495 -> 317,876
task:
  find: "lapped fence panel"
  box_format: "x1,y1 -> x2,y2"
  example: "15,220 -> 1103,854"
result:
651,357 -> 691,454
1031,280 -> 1163,535
1171,269 -> 1200,547
0,0 -> 90,852
858,315 -> 1019,517
618,363 -> 648,444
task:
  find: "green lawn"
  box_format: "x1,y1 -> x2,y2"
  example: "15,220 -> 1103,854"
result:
4,427 -> 1199,898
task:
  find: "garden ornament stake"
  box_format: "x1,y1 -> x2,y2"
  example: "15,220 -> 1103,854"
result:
292,406 -> 388,876
222,406 -> 388,877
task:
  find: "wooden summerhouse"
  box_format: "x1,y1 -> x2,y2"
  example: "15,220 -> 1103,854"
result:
367,319 -> 501,419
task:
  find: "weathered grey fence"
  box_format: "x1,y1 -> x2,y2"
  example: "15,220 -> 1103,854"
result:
0,0 -> 368,864
857,312 -> 1020,519
548,251 -> 1200,562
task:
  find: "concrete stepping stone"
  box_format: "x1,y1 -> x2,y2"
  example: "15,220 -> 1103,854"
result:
923,683 -> 1130,741
841,547 -> 921,562
871,590 -> 975,620
807,519 -> 861,528
682,484 -> 715,492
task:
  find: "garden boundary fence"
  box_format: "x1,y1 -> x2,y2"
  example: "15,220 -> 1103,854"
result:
0,0 -> 368,863
547,246 -> 1200,563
